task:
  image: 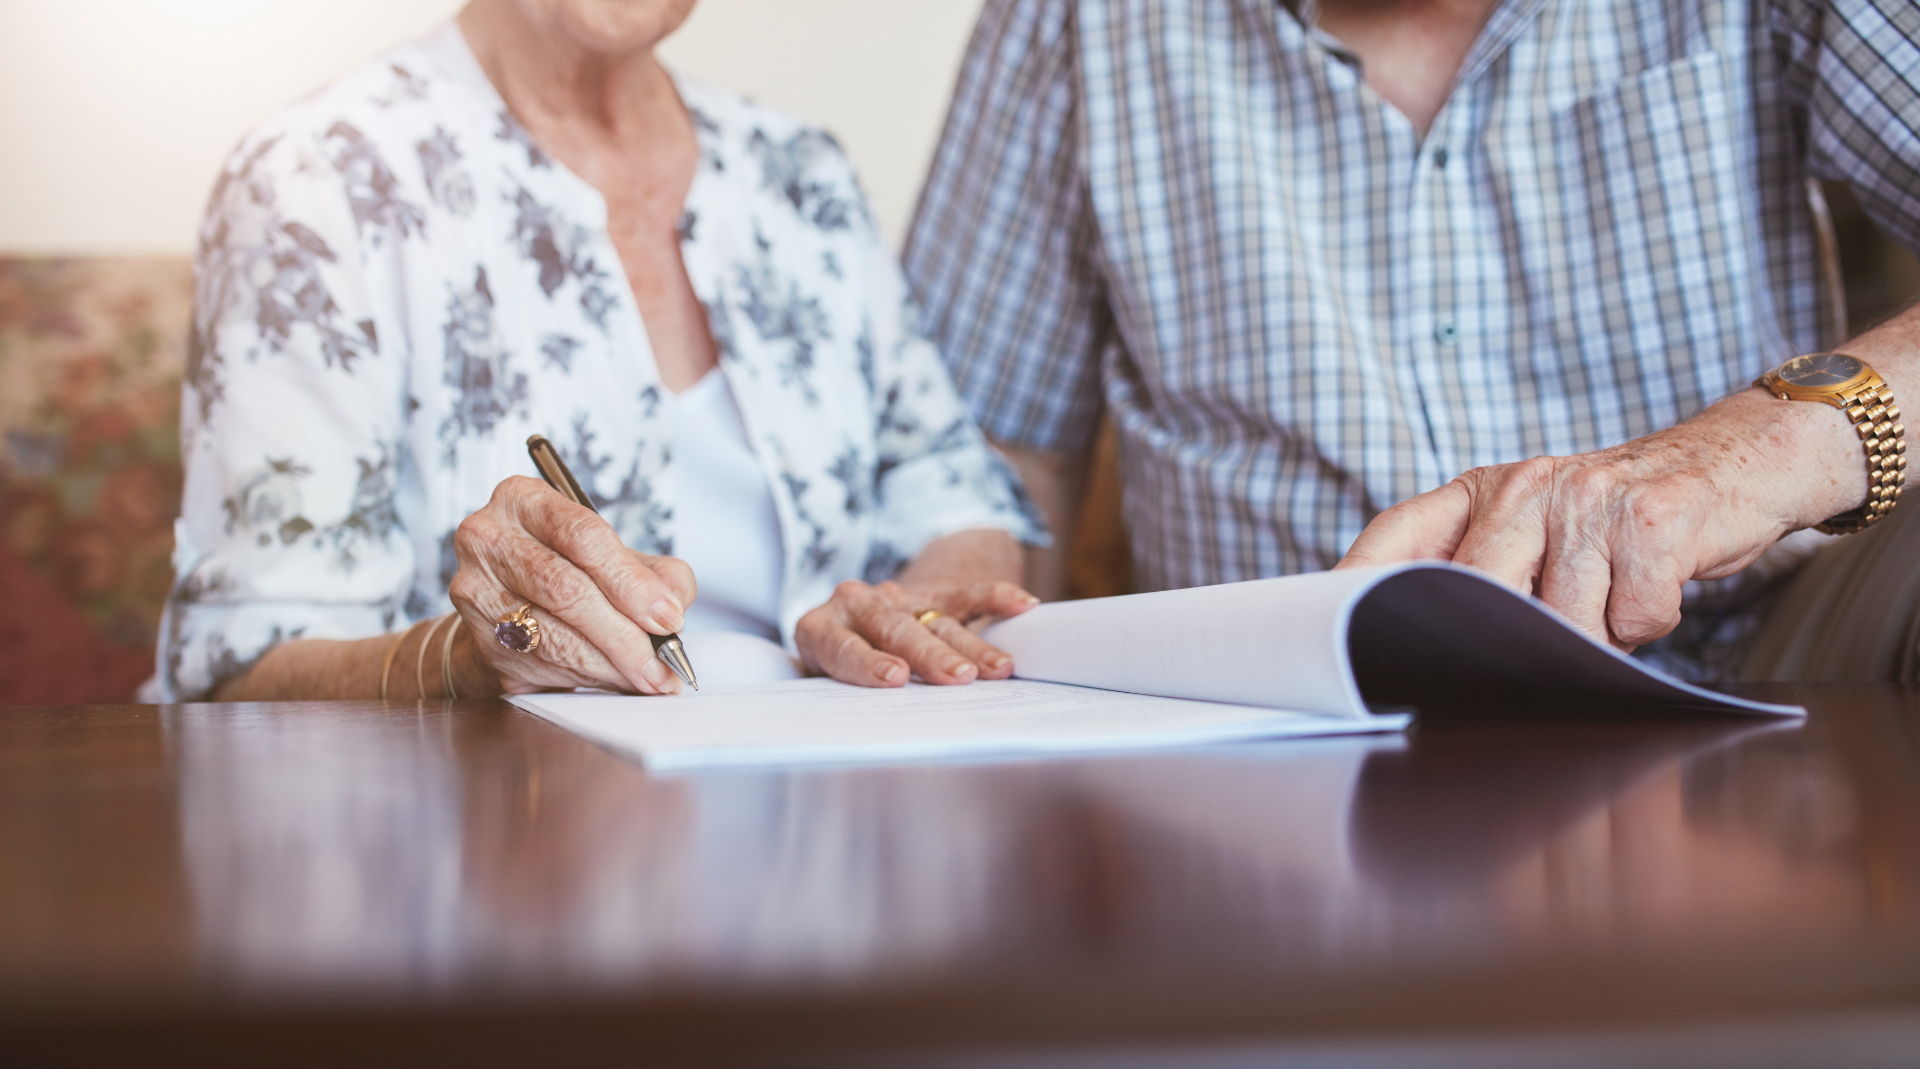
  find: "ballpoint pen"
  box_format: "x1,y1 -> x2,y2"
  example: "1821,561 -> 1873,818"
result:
526,434 -> 700,691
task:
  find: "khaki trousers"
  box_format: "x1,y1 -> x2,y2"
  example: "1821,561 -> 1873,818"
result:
1739,501 -> 1920,683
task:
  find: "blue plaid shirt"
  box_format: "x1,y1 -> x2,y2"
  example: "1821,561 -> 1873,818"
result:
905,0 -> 1920,669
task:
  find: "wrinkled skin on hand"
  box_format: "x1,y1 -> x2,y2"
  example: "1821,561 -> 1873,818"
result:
796,578 -> 1040,687
450,476 -> 697,695
1337,390 -> 1863,650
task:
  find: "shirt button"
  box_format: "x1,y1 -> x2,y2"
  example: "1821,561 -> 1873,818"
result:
1434,319 -> 1459,345
1433,146 -> 1449,170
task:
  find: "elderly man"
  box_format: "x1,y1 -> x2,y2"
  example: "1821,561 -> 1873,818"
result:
905,0 -> 1920,680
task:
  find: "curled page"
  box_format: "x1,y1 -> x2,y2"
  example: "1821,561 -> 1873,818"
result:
981,563 -> 1804,719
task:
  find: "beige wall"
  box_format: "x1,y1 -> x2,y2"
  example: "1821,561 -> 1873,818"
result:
0,0 -> 983,254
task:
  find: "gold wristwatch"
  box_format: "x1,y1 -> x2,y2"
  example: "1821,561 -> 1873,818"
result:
1753,353 -> 1907,534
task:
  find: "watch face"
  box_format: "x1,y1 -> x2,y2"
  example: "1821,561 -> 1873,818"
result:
1778,352 -> 1865,387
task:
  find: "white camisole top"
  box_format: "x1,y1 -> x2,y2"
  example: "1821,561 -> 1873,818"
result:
667,370 -> 803,684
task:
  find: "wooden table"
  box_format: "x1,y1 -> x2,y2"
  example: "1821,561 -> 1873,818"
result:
6,687 -> 1920,1067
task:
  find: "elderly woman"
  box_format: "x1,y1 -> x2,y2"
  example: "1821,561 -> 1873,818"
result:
157,0 -> 1043,701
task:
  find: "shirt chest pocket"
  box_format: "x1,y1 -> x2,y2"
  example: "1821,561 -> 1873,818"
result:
1555,47 -> 1741,211
1501,47 -> 1761,442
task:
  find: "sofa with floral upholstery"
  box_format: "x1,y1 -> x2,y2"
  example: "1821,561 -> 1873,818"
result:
1,258 -> 191,704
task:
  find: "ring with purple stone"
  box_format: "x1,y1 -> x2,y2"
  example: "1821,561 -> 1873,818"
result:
494,603 -> 542,654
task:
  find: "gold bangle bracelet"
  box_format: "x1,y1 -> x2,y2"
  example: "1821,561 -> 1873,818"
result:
379,618 -> 428,702
440,612 -> 461,700
417,614 -> 453,701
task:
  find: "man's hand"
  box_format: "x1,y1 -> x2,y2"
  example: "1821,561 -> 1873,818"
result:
1337,389 -> 1866,650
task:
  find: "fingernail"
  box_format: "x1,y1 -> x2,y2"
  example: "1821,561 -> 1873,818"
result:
1023,594 -> 1040,607
948,660 -> 975,680
876,661 -> 903,684
988,654 -> 1010,671
650,597 -> 683,632
641,658 -> 670,691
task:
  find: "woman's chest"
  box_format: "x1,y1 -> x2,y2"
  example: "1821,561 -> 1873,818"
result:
378,163 -> 881,547
601,180 -> 719,394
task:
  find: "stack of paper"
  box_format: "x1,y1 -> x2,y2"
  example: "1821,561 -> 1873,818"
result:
509,678 -> 1406,771
512,563 -> 1800,772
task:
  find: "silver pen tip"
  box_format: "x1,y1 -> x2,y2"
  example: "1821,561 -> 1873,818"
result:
658,638 -> 699,693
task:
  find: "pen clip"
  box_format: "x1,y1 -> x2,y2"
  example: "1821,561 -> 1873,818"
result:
526,434 -> 595,511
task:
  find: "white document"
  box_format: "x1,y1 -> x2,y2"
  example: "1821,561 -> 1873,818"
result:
514,561 -> 1798,773
509,678 -> 1409,772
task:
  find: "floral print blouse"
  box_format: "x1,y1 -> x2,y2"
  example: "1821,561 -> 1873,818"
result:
157,24 -> 1041,701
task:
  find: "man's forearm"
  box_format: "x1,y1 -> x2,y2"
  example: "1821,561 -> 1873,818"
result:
1338,298 -> 1920,648
991,438 -> 1093,601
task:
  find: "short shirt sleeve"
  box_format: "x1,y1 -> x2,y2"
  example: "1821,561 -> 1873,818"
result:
1777,0 -> 1920,251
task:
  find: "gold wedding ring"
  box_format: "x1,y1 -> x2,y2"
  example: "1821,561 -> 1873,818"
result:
914,608 -> 947,627
495,603 -> 542,653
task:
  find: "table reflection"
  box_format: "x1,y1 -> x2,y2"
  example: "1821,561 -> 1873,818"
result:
1351,719 -> 1859,949
157,701 -> 1874,996
165,704 -> 466,989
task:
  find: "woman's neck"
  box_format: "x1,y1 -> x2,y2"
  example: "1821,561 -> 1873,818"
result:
454,0 -> 716,394
458,0 -> 689,179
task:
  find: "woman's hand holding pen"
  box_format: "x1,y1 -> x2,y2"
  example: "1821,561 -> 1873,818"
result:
448,475 -> 697,695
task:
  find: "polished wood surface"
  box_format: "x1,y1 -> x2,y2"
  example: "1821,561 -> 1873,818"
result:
6,686 -> 1920,1066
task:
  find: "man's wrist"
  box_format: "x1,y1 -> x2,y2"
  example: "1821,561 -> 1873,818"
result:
1726,385 -> 1869,531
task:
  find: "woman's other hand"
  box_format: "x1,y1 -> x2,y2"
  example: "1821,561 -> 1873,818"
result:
450,476 -> 697,695
795,578 -> 1040,687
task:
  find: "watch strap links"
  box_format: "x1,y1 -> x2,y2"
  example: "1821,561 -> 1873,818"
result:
1815,380 -> 1907,535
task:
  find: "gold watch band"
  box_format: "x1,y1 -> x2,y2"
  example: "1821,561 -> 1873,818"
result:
1819,377 -> 1907,534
